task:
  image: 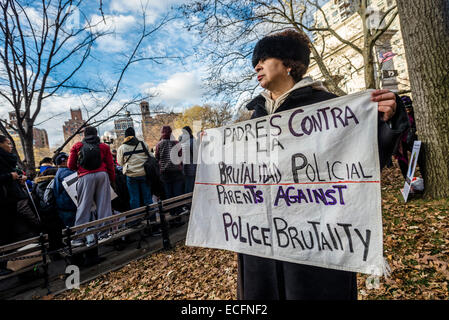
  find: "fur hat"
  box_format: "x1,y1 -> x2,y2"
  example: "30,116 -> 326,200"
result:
252,31 -> 311,68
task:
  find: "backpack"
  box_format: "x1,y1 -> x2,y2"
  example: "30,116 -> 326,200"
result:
42,179 -> 56,210
78,142 -> 102,170
31,178 -> 56,214
140,142 -> 165,198
111,167 -> 130,212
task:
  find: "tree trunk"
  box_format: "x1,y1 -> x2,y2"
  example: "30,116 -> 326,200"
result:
396,0 -> 449,199
360,3 -> 377,90
21,126 -> 36,178
310,45 -> 347,96
363,51 -> 377,89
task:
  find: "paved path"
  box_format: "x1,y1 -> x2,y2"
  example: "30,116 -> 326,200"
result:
0,220 -> 188,300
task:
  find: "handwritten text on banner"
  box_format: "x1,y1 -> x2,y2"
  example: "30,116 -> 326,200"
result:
186,91 -> 386,276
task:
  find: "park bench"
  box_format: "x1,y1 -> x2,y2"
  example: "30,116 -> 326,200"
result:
0,193 -> 193,295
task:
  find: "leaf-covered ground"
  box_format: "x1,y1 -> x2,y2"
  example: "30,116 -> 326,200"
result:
56,165 -> 449,300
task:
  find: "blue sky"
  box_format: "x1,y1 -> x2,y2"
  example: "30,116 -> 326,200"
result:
1,0 -> 329,148
1,0 -> 232,147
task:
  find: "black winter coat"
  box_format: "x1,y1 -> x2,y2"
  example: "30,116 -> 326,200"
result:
0,149 -> 38,245
0,150 -> 19,246
0,149 -> 26,204
31,175 -> 64,250
237,86 -> 410,300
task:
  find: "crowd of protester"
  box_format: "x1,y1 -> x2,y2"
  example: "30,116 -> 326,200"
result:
0,98 -> 421,280
0,125 -> 198,276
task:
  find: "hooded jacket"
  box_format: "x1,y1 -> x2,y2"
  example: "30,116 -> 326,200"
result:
68,135 -> 115,182
238,83 -> 410,300
53,167 -> 77,212
117,136 -> 151,177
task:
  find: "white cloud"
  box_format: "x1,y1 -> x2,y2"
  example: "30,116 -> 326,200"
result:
87,14 -> 138,53
89,14 -> 137,33
95,34 -> 129,53
110,0 -> 188,14
0,92 -> 127,148
143,71 -> 205,106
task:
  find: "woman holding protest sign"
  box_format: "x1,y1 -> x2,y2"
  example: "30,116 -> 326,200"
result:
237,29 -> 410,300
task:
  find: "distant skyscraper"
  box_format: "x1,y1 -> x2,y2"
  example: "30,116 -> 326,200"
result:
63,108 -> 85,149
7,111 -> 49,148
140,101 -> 151,143
139,101 -> 180,149
33,128 -> 49,148
114,114 -> 134,139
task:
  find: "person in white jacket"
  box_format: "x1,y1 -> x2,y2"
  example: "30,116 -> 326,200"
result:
117,128 -> 152,210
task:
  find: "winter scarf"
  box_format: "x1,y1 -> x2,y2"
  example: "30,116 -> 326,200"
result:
261,76 -> 329,115
123,136 -> 139,146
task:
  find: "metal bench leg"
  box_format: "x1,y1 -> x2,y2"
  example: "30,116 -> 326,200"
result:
39,233 -> 50,295
158,200 -> 172,250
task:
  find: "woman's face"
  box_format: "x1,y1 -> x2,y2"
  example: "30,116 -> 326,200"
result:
0,138 -> 12,153
254,57 -> 289,91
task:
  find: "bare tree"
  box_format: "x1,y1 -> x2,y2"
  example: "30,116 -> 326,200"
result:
396,0 -> 449,199
0,0 -> 175,171
308,0 -> 398,89
203,103 -> 234,128
180,0 -> 399,103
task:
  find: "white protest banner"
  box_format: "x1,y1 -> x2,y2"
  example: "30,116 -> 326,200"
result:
186,91 -> 387,276
401,141 -> 422,202
62,172 -> 117,208
62,172 -> 79,205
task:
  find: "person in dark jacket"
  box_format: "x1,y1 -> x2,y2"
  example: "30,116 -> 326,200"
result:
155,126 -> 184,200
155,126 -> 184,219
53,152 -> 77,227
180,126 -> 198,194
32,168 -> 64,251
0,135 -> 28,275
237,29 -> 410,300
393,96 -> 425,181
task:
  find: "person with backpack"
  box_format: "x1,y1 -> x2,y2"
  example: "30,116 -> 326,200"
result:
117,127 -> 153,212
31,168 -> 64,251
53,152 -> 77,227
155,126 -> 184,219
68,126 -> 115,245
